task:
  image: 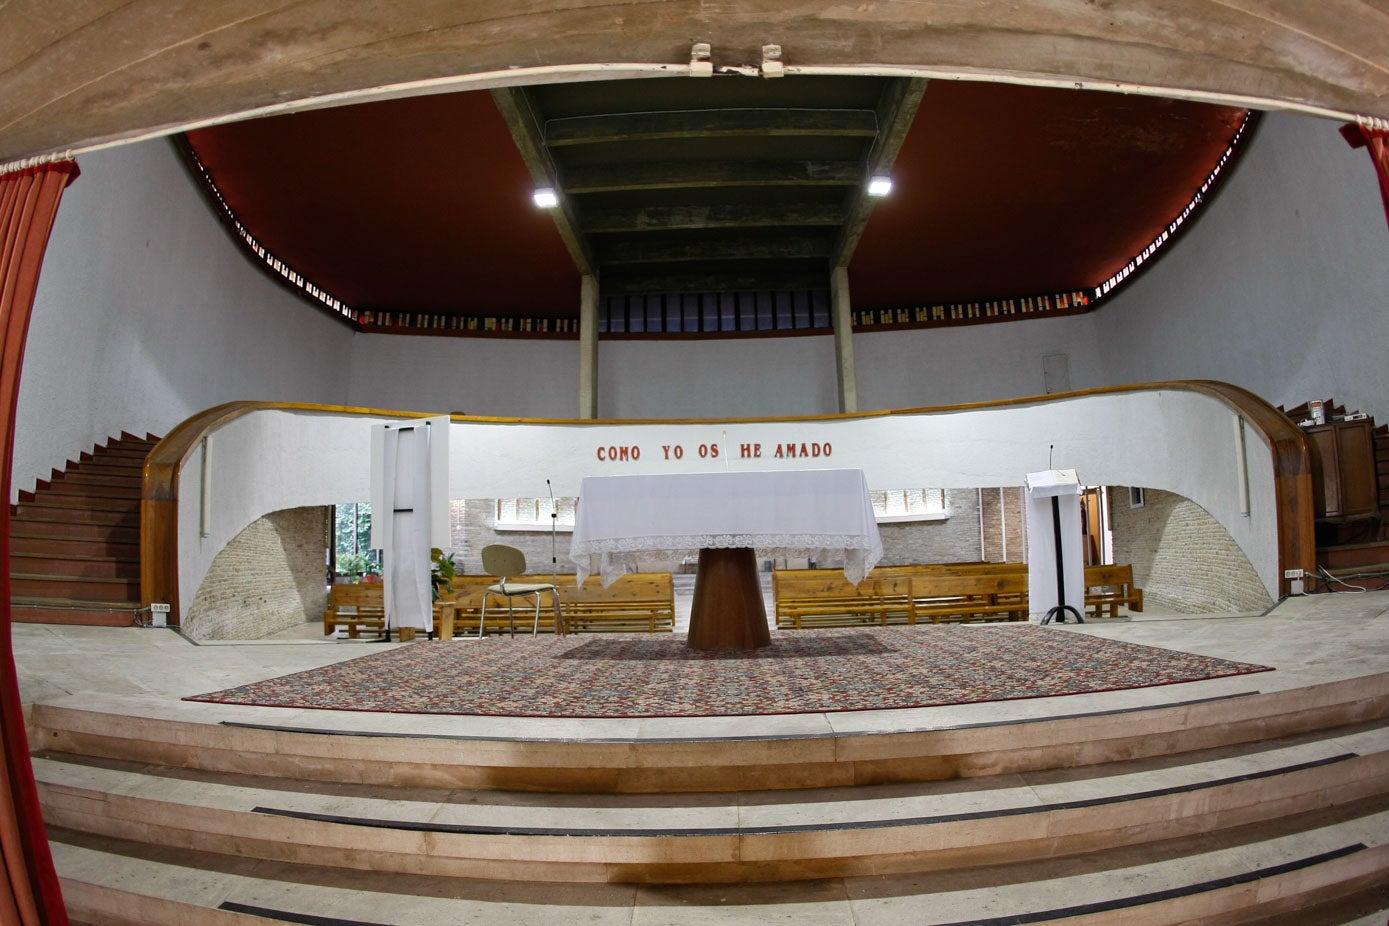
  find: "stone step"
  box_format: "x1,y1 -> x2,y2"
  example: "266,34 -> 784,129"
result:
31,720 -> 1389,884
46,801 -> 1389,925
29,672 -> 1389,796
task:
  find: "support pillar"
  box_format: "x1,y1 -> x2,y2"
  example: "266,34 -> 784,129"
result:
578,274 -> 598,419
831,266 -> 857,414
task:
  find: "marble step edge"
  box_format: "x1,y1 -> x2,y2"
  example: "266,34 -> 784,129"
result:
28,672 -> 1389,794
31,720 -> 1389,835
32,748 -> 1389,883
47,808 -> 1389,925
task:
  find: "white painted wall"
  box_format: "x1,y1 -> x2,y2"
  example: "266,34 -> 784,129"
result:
344,333 -> 579,419
855,312 -> 1101,411
13,139 -> 353,499
1089,112 -> 1389,420
598,335 -> 839,419
177,388 -> 1278,616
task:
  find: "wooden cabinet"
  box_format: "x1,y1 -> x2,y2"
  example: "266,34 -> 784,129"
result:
1307,419 -> 1378,520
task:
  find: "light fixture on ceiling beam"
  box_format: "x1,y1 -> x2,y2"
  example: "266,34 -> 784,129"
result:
533,187 -> 559,208
867,175 -> 893,197
761,44 -> 784,78
690,42 -> 713,77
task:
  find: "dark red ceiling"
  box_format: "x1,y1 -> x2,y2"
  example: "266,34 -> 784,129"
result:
187,92 -> 581,316
184,79 -> 1248,322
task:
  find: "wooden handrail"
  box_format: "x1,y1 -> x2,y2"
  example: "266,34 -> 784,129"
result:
140,382 -> 1313,623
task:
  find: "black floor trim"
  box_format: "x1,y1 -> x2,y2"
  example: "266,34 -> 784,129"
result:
927,844 -> 1369,926
218,900 -> 387,925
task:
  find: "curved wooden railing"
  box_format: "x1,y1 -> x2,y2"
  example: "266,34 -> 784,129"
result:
140,382 -> 1314,624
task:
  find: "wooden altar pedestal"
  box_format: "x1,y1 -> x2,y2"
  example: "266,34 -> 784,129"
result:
686,547 -> 771,651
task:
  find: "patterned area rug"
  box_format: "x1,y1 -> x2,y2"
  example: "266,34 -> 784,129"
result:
186,625 -> 1273,718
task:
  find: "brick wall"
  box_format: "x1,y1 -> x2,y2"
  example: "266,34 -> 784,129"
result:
447,488 -> 1021,574
183,506 -> 330,641
1109,487 -> 1271,613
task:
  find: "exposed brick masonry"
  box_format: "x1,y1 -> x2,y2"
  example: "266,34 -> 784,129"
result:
183,507 -> 331,641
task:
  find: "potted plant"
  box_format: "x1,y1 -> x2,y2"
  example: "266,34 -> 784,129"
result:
430,547 -> 456,599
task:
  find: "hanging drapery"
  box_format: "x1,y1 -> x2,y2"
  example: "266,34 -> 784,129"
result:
0,159 -> 79,926
1341,119 -> 1389,231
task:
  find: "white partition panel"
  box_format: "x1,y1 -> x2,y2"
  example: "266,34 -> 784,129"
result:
179,387 -> 1280,615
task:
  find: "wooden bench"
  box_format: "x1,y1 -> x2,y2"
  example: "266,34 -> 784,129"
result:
562,573 -> 675,633
772,569 -> 916,629
910,571 -> 1030,623
322,582 -> 387,638
437,572 -> 674,636
1084,563 -> 1144,618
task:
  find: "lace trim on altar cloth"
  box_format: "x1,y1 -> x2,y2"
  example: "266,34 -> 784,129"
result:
571,535 -> 883,587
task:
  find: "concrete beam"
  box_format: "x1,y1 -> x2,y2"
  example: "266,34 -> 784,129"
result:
6,3 -> 1385,165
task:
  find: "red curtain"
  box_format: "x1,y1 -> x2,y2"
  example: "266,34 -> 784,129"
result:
0,160 -> 79,925
1341,121 -> 1389,230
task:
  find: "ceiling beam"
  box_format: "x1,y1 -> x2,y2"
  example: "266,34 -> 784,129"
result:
564,159 -> 860,194
831,77 -> 930,270
598,234 -> 833,265
490,87 -> 595,275
545,108 -> 878,145
583,202 -> 845,233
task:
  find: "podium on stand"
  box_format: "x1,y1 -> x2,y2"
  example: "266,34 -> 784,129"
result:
1025,469 -> 1085,625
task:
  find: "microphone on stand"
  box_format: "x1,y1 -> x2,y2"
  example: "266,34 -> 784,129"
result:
547,479 -> 558,587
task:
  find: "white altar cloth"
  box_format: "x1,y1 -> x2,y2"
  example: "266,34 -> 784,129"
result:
569,469 -> 882,585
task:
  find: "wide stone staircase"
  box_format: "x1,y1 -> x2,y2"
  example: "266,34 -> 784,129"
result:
29,658 -> 1389,924
9,433 -> 156,625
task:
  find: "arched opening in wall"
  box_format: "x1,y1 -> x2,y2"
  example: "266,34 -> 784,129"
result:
183,506 -> 333,642
1109,487 -> 1271,613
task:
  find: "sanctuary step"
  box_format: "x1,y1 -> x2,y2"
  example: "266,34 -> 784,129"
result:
9,433 -> 157,626
29,661 -> 1389,922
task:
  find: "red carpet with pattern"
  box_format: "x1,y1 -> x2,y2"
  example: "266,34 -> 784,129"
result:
186,624 -> 1273,718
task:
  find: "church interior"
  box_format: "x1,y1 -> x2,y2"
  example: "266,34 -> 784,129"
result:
2,4 -> 1389,924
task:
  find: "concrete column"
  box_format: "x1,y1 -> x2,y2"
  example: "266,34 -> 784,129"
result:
578,274 -> 599,419
831,266 -> 857,414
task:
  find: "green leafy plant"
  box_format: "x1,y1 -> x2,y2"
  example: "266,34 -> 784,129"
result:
430,547 -> 457,600
337,551 -> 374,580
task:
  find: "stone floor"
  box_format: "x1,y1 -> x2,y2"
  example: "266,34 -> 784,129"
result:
13,589 -> 1389,924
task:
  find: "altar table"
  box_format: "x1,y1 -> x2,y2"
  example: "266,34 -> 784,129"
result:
569,469 -> 882,649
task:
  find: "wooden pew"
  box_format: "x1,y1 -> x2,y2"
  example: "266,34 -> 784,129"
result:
322,582 -> 387,638
1084,563 -> 1144,618
562,573 -> 676,633
437,572 -> 675,636
911,571 -> 1030,623
772,570 -> 915,629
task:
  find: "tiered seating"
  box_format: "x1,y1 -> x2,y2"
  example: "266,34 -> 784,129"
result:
774,562 -> 1143,628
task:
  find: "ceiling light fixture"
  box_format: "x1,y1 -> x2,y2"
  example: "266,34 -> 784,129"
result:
867,176 -> 893,197
533,188 -> 559,208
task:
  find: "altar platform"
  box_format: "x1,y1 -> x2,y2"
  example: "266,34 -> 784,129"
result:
14,591 -> 1389,924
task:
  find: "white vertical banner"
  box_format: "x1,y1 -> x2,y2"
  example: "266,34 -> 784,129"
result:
370,416 -> 450,632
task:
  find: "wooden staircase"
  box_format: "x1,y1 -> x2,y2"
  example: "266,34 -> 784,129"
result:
9,433 -> 156,626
